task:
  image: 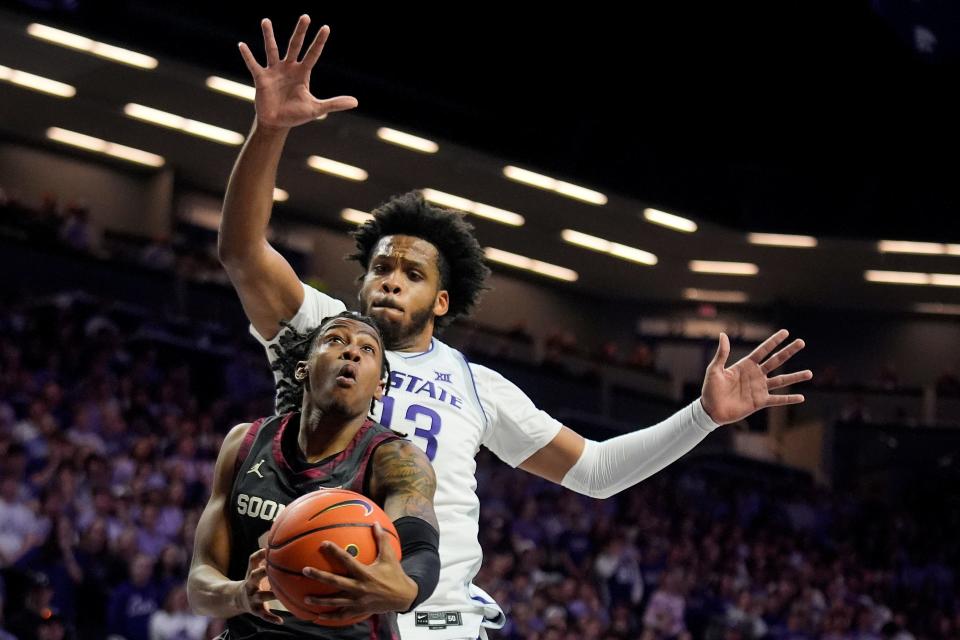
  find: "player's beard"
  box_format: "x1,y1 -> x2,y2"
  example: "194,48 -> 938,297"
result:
371,303 -> 434,350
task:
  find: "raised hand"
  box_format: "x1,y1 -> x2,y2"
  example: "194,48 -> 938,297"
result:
700,329 -> 813,425
238,15 -> 358,130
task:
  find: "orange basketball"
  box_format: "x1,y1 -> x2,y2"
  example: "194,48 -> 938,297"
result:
264,488 -> 401,626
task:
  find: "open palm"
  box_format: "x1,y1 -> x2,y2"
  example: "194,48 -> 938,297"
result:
239,16 -> 358,129
701,329 -> 813,425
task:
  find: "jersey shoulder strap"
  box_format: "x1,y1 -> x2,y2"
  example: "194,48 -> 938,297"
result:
232,415 -> 277,479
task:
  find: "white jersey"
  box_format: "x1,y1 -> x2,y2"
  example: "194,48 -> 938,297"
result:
250,282 -> 563,639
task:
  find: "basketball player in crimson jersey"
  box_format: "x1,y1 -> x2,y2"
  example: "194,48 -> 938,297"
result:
220,15 -> 814,639
187,312 -> 441,639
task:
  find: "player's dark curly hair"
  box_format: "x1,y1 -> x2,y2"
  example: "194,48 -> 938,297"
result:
270,312 -> 390,415
350,190 -> 491,330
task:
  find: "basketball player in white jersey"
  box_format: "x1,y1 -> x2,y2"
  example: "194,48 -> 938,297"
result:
220,16 -> 813,639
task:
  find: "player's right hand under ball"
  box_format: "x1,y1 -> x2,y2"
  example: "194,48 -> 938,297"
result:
235,548 -> 284,625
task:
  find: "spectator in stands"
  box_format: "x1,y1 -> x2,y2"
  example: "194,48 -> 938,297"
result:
642,567 -> 691,640
107,554 -> 162,640
7,571 -> 57,640
59,204 -> 98,254
0,474 -> 40,567
148,584 -> 208,640
138,236 -> 177,271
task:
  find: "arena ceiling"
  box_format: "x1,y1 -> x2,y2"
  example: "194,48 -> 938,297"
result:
2,1 -> 959,314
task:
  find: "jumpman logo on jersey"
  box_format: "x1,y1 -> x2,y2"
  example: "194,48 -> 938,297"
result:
247,459 -> 266,479
434,371 -> 453,383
